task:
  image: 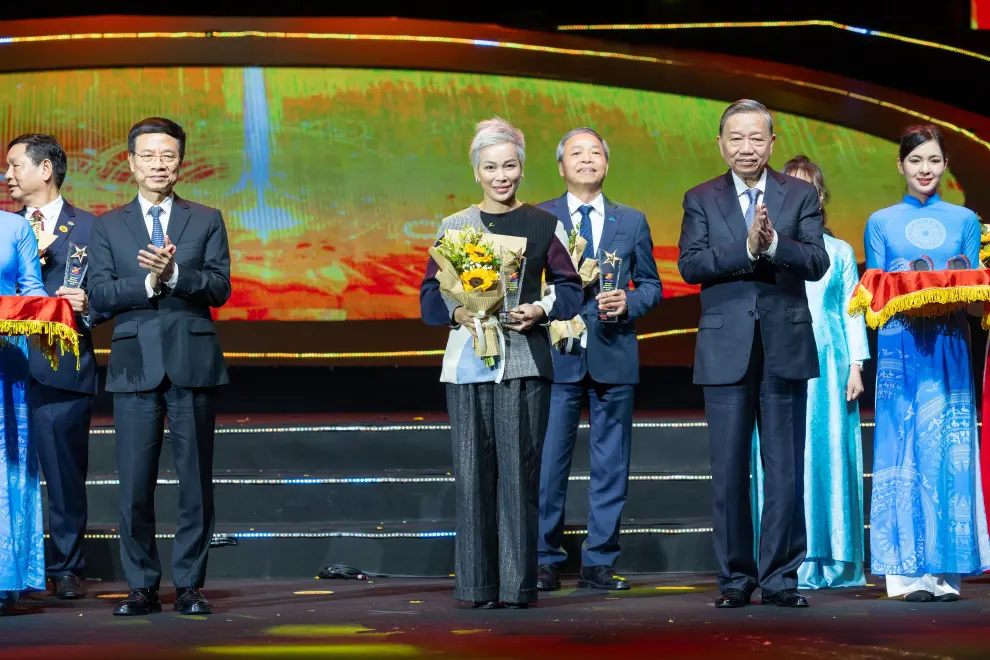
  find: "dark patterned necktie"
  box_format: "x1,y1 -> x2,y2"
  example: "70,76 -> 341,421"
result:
578,204 -> 595,260
150,205 -> 165,248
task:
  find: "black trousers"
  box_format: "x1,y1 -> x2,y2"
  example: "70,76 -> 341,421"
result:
114,377 -> 217,591
31,380 -> 92,578
703,324 -> 808,595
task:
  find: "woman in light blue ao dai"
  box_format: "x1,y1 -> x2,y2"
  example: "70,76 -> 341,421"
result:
0,210 -> 48,614
865,125 -> 990,602
752,155 -> 870,589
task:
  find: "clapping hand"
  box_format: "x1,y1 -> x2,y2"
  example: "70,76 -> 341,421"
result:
747,203 -> 774,256
138,236 -> 176,285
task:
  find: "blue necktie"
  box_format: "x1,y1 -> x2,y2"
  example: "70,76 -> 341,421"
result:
743,188 -> 760,229
150,205 -> 165,248
578,205 -> 595,260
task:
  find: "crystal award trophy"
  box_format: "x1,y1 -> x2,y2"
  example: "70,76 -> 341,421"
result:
63,242 -> 89,288
499,248 -> 527,325
598,248 -> 624,323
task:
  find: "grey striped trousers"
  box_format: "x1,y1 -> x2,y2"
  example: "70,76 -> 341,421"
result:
446,377 -> 551,604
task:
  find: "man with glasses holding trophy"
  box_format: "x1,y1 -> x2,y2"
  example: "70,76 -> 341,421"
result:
536,128 -> 663,592
4,133 -> 102,600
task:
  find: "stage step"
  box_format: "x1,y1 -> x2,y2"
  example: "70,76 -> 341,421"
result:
71,520 -> 718,580
53,419 -> 877,581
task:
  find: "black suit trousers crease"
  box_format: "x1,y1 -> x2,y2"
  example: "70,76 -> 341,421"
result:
115,375 -> 218,590
703,323 -> 808,595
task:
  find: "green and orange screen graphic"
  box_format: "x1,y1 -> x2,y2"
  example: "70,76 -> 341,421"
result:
0,67 -> 965,320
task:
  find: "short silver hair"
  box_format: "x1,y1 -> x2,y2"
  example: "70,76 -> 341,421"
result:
556,127 -> 610,162
469,117 -> 526,169
719,99 -> 774,136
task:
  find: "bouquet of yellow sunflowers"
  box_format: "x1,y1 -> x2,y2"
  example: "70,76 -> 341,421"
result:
429,228 -> 527,366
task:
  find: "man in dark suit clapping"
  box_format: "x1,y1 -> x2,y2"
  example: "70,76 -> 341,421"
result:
5,133 -> 103,600
88,117 -> 231,616
677,100 -> 829,609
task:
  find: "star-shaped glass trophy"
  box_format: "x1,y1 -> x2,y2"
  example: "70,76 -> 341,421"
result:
597,248 -> 624,323
499,247 -> 527,325
63,242 -> 89,289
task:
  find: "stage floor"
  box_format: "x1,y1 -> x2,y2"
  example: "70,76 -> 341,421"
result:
2,574 -> 988,659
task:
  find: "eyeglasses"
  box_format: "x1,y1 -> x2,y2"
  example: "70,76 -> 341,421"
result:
136,153 -> 179,165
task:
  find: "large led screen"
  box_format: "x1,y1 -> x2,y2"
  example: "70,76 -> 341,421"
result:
0,67 -> 966,321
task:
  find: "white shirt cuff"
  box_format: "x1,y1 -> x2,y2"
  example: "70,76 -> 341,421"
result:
145,273 -> 160,298
852,361 -> 864,368
764,230 -> 779,259
746,243 -> 758,262
166,264 -> 179,289
534,299 -> 552,324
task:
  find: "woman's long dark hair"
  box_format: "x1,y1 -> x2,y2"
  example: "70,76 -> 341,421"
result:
782,155 -> 832,237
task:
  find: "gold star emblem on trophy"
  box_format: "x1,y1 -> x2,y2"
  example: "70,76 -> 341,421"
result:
70,245 -> 87,260
602,249 -> 622,268
501,246 -> 525,270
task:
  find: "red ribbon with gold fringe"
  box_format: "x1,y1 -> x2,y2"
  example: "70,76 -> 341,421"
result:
0,296 -> 80,370
848,269 -> 990,330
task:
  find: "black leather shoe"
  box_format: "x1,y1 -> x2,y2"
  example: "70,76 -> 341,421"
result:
537,564 -> 561,592
761,589 -> 809,607
904,590 -> 935,602
577,565 -> 630,591
504,602 -> 529,609
113,589 -> 161,616
715,588 -> 751,608
934,593 -> 960,603
174,588 -> 212,615
52,575 -> 85,600
473,601 -> 499,609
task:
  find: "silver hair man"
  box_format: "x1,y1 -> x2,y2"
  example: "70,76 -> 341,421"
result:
555,127 -> 610,162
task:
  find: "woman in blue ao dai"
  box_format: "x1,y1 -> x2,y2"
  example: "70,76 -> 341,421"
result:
865,125 -> 990,601
0,209 -> 48,614
751,156 -> 870,589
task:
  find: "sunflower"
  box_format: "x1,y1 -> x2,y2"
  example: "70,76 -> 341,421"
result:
466,243 -> 493,263
461,267 -> 498,292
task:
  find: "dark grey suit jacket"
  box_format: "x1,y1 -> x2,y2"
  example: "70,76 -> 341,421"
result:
88,194 -> 231,393
677,168 -> 829,386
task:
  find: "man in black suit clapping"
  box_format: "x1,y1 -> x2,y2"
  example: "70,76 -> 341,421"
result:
88,117 -> 231,616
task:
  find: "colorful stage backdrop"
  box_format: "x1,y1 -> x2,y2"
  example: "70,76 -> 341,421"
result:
0,67 -> 966,321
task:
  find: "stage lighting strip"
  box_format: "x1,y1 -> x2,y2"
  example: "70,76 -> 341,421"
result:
85,419 -> 910,436
59,474 -> 717,487
0,30 -> 670,65
84,421 -> 711,436
555,20 -> 990,65
87,328 -> 699,360
71,527 -> 712,540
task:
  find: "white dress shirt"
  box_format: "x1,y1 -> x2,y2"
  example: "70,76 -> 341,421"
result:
136,193 -> 180,297
567,191 -> 606,255
25,195 -> 64,234
731,170 -> 779,262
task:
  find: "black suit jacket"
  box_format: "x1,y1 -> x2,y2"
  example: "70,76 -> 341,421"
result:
677,168 -> 829,386
22,201 -> 102,394
88,194 -> 231,393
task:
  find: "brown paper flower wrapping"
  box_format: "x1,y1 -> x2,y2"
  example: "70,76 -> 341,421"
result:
547,235 -> 598,351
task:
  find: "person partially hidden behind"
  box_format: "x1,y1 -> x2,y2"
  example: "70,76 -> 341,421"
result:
677,99 -> 829,608
4,133 -> 104,600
